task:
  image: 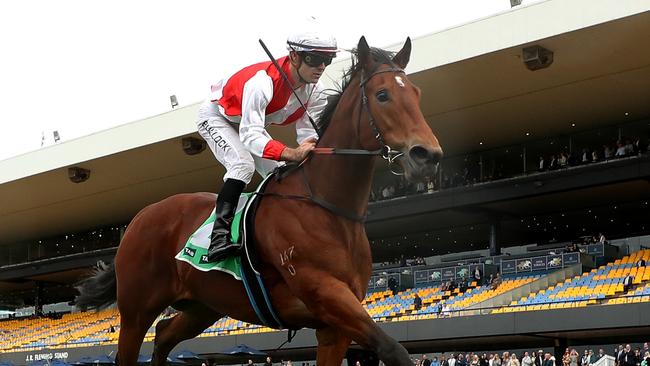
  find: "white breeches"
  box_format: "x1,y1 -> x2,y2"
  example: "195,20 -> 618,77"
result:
197,101 -> 281,184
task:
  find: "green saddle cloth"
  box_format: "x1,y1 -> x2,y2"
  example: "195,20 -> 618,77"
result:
174,193 -> 253,280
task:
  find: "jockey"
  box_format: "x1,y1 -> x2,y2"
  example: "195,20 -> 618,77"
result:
197,31 -> 338,262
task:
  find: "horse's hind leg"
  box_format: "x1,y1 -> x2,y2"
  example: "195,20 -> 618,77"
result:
315,327 -> 351,366
117,308 -> 161,366
151,303 -> 221,366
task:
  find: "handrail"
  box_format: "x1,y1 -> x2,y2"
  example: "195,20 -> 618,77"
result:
372,292 -> 649,321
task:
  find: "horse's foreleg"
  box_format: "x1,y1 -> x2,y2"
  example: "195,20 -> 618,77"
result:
301,278 -> 412,366
151,303 -> 221,366
315,327 -> 351,366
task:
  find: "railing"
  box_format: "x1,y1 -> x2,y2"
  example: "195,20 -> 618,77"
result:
376,292 -> 650,321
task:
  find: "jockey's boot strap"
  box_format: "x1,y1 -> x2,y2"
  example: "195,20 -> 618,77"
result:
207,179 -> 245,262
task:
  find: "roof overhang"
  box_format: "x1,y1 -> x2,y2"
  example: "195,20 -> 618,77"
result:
1,0 -> 649,245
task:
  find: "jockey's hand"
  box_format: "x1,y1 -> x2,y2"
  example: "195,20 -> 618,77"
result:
281,137 -> 317,162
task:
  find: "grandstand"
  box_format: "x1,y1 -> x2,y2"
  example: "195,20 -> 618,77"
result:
2,0 -> 650,365
2,249 -> 650,355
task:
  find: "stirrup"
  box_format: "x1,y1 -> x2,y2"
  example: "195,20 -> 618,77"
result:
207,241 -> 241,262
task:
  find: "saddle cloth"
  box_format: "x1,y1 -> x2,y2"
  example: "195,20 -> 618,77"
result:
174,173 -> 284,329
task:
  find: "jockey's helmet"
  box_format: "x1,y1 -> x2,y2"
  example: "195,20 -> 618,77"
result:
286,31 -> 338,56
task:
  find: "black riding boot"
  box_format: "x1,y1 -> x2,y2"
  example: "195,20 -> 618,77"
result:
207,179 -> 246,262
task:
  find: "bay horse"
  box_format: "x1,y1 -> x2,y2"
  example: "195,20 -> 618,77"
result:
75,36 -> 442,366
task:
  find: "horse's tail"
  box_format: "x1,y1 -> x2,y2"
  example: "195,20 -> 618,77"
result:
74,260 -> 117,311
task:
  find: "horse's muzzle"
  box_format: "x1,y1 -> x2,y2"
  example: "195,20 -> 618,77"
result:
404,145 -> 443,180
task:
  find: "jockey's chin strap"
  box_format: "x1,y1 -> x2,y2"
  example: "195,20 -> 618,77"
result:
312,66 -> 406,169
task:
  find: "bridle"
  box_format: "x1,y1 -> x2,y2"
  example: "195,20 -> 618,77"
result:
259,65 -> 409,222
312,65 -> 406,171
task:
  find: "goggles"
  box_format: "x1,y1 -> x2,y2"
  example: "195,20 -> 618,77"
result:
301,52 -> 334,67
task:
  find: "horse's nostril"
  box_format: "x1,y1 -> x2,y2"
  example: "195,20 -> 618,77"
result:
409,145 -> 442,165
409,146 -> 429,163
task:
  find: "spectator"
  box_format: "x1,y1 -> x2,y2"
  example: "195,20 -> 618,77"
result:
472,355 -> 481,366
637,258 -> 646,267
591,149 -> 599,162
559,152 -> 568,168
581,148 -> 591,164
441,355 -> 449,366
508,354 -> 521,366
432,356 -> 440,366
413,293 -> 423,311
562,349 -> 571,366
632,137 -> 641,155
549,155 -> 559,170
264,357 -> 273,366
581,350 -> 590,366
491,272 -> 503,290
538,156 -> 546,172
570,349 -> 579,366
427,176 -> 436,193
598,232 -> 607,244
473,267 -> 483,286
615,142 -> 627,157
388,277 -> 399,295
399,254 -> 407,267
481,354 -> 489,366
543,353 -> 554,366
624,139 -> 635,155
596,350 -> 606,362
248,360 -> 255,366
522,352 -> 533,366
458,354 -> 468,366
588,350 -> 597,366
493,355 -> 502,366
641,352 -> 649,366
604,144 -> 614,159
415,180 -> 426,194
617,345 -> 626,366
622,345 -> 637,366
535,351 -> 545,366
423,355 -> 432,366
623,274 -> 634,293
436,303 -> 444,317
449,354 -> 457,366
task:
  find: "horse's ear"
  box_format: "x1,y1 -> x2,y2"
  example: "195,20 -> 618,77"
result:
392,37 -> 412,69
357,36 -> 373,69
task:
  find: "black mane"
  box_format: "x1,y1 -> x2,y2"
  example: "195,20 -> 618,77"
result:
317,47 -> 397,134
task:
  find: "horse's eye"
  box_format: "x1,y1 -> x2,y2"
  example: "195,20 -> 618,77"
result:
375,89 -> 390,103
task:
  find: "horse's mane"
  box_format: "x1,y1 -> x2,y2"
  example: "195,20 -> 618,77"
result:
317,47 -> 398,134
